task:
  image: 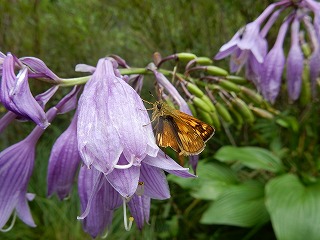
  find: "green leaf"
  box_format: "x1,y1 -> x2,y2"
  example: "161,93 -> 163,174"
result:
200,181 -> 269,227
265,174 -> 320,240
168,161 -> 238,200
214,146 -> 284,173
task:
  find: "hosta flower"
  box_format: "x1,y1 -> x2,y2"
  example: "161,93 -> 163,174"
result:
260,19 -> 290,103
215,4 -> 278,64
0,87 -> 80,231
77,58 -> 158,174
77,150 -> 194,237
0,86 -> 58,134
286,17 -> 304,101
78,167 -> 121,238
0,53 -> 49,129
47,112 -> 81,200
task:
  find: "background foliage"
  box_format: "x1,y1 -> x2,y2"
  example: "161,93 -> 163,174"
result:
4,0 -> 319,239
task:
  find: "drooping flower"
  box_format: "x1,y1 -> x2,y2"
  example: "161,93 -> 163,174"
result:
260,18 -> 291,103
0,86 -> 58,134
0,86 -> 80,231
77,58 -> 158,174
215,3 -> 278,64
77,149 -> 194,237
78,167 -> 122,238
0,53 -> 49,129
286,17 -> 304,101
47,112 -> 81,200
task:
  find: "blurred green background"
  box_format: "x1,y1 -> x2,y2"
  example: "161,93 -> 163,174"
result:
0,0 -> 285,239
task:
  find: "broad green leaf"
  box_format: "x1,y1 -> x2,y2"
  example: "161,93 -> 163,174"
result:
168,161 -> 238,200
265,174 -> 320,240
214,146 -> 284,172
200,181 -> 269,227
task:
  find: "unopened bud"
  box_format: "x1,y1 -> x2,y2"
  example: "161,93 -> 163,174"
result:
250,106 -> 274,119
186,82 -> 204,98
206,66 -> 228,76
209,111 -> 221,130
215,102 -> 233,123
195,57 -> 213,65
218,80 -> 241,92
201,95 -> 216,112
240,87 -> 263,104
232,98 -> 255,123
225,75 -> 247,84
192,96 -> 212,113
176,52 -> 197,61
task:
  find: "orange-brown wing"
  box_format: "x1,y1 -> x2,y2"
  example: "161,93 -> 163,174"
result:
172,116 -> 207,155
155,116 -> 181,153
156,115 -> 208,155
171,109 -> 215,142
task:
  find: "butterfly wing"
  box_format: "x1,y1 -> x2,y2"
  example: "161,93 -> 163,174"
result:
171,110 -> 215,142
156,116 -> 181,153
156,114 -> 211,155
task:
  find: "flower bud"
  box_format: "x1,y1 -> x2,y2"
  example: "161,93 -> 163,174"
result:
228,106 -> 244,128
195,57 -> 213,65
192,96 -> 212,113
215,102 -> 233,123
206,66 -> 229,76
209,111 -> 221,130
232,98 -> 255,123
218,80 -> 241,92
200,95 -> 216,112
176,52 -> 197,61
225,75 -> 248,84
250,106 -> 274,119
186,82 -> 204,98
240,87 -> 263,104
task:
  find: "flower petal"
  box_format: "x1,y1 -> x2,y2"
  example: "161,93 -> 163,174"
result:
140,163 -> 170,199
143,151 -> 195,178
47,113 -> 81,199
105,155 -> 140,198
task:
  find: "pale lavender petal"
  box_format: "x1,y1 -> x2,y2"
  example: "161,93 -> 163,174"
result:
140,163 -> 170,199
152,69 -> 192,114
287,18 -> 303,101
10,68 -> 49,128
218,31 -> 241,53
55,86 -> 81,114
75,64 -> 96,73
107,61 -> 150,158
34,86 -> 59,109
20,57 -> 60,81
230,49 -> 248,73
0,111 -> 17,134
260,19 -> 289,103
246,53 -> 263,89
143,150 -> 195,178
78,167 -> 115,238
47,113 -> 81,199
189,155 -> 199,175
0,141 -> 35,228
128,195 -> 150,230
77,59 -> 123,173
105,155 -> 140,198
15,193 -> 36,227
215,45 -> 238,60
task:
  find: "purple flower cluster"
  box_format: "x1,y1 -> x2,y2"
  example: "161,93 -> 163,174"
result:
215,0 -> 320,103
0,54 -> 194,237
